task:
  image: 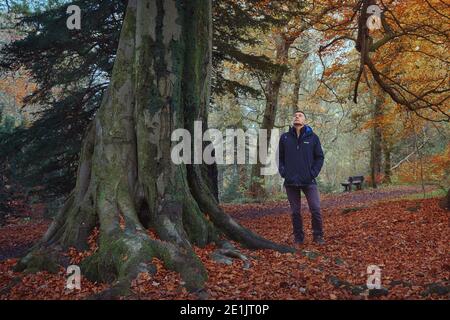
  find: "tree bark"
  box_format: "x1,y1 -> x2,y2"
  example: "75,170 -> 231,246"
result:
382,137 -> 392,184
291,54 -> 308,115
249,33 -> 293,199
16,0 -> 293,297
370,95 -> 383,188
445,188 -> 450,210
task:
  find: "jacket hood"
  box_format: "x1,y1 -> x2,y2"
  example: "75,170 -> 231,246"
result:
288,125 -> 313,137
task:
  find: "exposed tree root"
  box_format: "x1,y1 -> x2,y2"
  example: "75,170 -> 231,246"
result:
188,165 -> 295,253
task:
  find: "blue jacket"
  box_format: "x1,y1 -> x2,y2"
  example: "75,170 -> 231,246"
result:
277,125 -> 324,186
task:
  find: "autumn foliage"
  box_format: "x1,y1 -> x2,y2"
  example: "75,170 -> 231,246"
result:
1,187 -> 448,300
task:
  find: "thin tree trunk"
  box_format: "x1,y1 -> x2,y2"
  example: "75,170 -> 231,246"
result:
291,54 -> 308,115
412,118 -> 426,196
370,95 -> 383,188
249,33 -> 294,199
382,138 -> 392,184
445,188 -> 450,210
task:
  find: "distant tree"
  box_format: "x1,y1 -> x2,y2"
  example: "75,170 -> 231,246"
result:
319,0 -> 449,122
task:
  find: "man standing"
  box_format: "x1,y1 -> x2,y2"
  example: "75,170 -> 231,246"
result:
278,110 -> 325,245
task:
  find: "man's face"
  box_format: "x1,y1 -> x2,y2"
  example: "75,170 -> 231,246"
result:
293,112 -> 306,126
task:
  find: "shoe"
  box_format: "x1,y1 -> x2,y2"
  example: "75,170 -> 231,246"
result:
313,237 -> 325,245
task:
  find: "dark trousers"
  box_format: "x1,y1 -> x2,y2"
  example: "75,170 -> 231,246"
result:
285,184 -> 323,241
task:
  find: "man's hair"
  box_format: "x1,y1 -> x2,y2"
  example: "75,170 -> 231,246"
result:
293,110 -> 306,118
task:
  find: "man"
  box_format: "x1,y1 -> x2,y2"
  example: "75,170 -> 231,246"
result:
277,110 -> 325,245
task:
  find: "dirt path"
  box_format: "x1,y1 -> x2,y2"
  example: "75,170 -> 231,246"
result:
222,185 -> 438,220
0,185 -> 438,261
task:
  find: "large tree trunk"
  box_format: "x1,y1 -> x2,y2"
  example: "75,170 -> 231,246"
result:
16,0 -> 293,297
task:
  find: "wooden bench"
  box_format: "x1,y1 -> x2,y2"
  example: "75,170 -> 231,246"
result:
341,176 -> 364,192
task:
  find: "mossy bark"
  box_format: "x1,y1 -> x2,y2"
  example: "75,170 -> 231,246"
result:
16,0 -> 293,296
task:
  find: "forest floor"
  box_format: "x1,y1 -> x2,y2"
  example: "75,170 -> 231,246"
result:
0,184 -> 448,300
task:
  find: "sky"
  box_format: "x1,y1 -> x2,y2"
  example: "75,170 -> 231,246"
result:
0,0 -> 70,14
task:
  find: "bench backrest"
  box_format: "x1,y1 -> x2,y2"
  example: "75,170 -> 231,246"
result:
349,176 -> 364,183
